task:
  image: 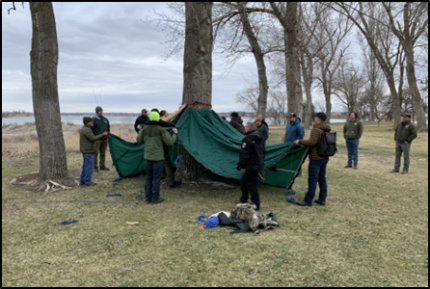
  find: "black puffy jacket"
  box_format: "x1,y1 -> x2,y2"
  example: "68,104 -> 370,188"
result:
237,131 -> 266,173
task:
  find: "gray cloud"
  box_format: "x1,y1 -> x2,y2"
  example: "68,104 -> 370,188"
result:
2,2 -> 257,114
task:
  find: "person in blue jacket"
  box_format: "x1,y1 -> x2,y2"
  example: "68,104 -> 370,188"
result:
284,113 -> 305,143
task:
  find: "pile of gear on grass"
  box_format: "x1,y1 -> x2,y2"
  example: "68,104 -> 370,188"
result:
198,203 -> 279,236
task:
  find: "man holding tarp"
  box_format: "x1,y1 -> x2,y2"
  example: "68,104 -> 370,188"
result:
137,111 -> 178,204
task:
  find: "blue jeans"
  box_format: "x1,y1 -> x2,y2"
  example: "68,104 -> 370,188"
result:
145,160 -> 165,203
346,140 -> 360,167
80,154 -> 95,185
304,158 -> 329,204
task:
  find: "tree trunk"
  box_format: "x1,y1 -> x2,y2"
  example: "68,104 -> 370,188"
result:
322,77 -> 332,123
284,2 -> 303,118
300,51 -> 314,129
30,2 -> 68,181
180,2 -> 213,181
404,45 -> 428,131
238,3 -> 268,118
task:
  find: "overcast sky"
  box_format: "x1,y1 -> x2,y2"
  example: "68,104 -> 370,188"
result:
2,2 -> 262,113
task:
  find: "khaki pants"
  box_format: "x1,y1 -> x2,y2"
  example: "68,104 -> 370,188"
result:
164,150 -> 181,185
395,141 -> 411,172
94,139 -> 108,168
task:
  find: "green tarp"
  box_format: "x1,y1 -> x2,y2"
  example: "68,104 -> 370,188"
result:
109,108 -> 308,189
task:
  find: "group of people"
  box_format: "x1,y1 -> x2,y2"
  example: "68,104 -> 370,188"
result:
79,105 -> 419,209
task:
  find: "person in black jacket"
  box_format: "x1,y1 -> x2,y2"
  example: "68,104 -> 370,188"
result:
236,122 -> 266,211
134,109 -> 149,133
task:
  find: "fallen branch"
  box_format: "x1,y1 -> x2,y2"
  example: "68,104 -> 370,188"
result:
301,226 -> 321,237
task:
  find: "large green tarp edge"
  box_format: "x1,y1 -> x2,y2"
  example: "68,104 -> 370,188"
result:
109,108 -> 308,189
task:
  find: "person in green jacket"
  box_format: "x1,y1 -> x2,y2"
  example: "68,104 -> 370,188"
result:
92,106 -> 111,172
343,112 -> 364,169
137,111 -> 178,204
255,116 -> 269,141
392,113 -> 418,174
80,117 -> 108,186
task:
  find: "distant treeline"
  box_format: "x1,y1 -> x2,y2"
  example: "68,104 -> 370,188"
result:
2,111 -> 33,118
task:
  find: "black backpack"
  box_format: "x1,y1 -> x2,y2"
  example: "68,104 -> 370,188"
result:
318,131 -> 337,157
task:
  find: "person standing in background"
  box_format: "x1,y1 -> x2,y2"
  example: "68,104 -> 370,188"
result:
343,112 -> 364,170
92,106 -> 110,172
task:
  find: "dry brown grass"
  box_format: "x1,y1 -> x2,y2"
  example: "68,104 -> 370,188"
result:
1,122 -> 428,287
2,124 -> 138,160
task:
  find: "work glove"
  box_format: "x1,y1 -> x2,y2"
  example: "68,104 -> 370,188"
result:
236,166 -> 241,171
104,132 -> 109,136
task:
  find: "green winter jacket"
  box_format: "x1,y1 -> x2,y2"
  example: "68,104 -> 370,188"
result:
92,116 -> 110,141
257,123 -> 269,141
136,122 -> 178,161
344,119 -> 364,140
395,121 -> 418,143
80,126 -> 105,154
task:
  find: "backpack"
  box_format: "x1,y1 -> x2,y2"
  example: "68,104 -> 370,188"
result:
318,131 -> 337,157
230,204 -> 280,236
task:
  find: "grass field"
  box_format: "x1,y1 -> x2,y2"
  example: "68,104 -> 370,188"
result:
2,122 -> 428,287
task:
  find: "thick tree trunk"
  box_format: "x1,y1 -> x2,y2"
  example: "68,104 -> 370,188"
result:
180,2 -> 213,181
238,3 -> 268,118
284,3 -> 303,118
30,2 -> 68,181
404,45 -> 427,131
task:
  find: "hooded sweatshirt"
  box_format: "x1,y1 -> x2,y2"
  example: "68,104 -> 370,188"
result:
230,116 -> 246,135
284,118 -> 305,143
238,130 -> 266,173
299,122 -> 332,161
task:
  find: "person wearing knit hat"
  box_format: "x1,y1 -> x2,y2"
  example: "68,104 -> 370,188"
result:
79,117 -> 109,186
284,113 -> 304,143
137,111 -> 179,205
392,112 -> 418,174
92,106 -> 111,172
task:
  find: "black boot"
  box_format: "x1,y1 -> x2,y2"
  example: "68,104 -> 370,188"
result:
94,167 -> 99,173
100,166 -> 110,171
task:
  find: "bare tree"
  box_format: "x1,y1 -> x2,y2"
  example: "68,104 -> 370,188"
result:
267,90 -> 288,125
313,4 -> 352,123
383,2 -> 428,131
179,2 -> 213,181
27,3 -> 68,183
333,61 -> 366,114
333,2 -> 409,129
269,2 -> 304,118
235,85 -> 259,113
236,2 -> 269,118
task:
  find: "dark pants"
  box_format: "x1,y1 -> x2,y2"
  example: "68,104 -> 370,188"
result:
304,158 -> 329,205
395,141 -> 411,172
80,154 -> 95,185
346,139 -> 360,167
145,160 -> 165,203
240,170 -> 260,210
94,139 -> 108,168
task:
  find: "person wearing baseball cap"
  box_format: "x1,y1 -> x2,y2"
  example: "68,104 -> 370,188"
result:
284,113 -> 305,143
79,117 -> 109,186
392,113 -> 418,174
294,112 -> 332,207
137,111 -> 179,204
92,106 -> 111,172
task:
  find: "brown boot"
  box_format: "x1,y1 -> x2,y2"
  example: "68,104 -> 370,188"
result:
391,170 -> 400,173
345,165 -> 353,169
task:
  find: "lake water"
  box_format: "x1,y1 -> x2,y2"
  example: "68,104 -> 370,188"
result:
2,115 -> 347,126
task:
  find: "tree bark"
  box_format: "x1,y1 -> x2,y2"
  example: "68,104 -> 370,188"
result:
30,2 -> 68,181
180,2 -> 213,181
300,50 -> 314,129
284,2 -> 303,118
238,3 -> 268,118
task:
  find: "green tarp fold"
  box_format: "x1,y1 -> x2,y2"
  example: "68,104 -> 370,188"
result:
109,108 -> 308,189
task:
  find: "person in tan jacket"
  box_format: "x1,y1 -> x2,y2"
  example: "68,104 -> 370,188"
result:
295,113 -> 332,207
